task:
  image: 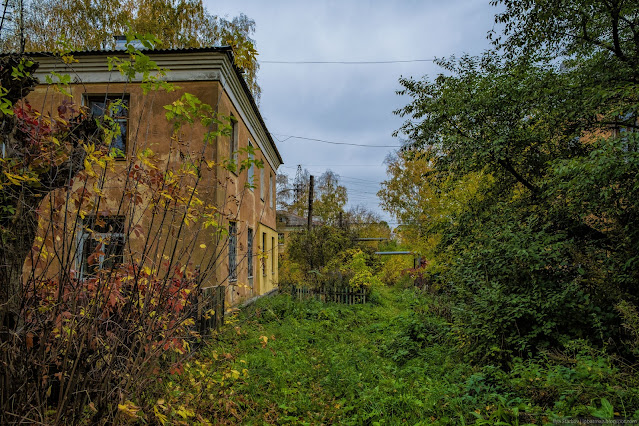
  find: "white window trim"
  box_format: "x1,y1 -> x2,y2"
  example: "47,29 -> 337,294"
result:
76,221 -> 125,280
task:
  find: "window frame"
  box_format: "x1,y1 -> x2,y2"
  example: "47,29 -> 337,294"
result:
229,115 -> 239,173
270,173 -> 275,209
247,227 -> 254,279
262,232 -> 267,276
271,236 -> 275,275
77,215 -> 125,280
85,94 -> 129,160
247,141 -> 255,188
228,222 -> 238,282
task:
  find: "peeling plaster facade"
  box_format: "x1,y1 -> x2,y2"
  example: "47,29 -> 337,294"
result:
27,47 -> 282,305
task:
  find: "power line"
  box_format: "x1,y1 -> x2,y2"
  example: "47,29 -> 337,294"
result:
262,59 -> 436,64
281,163 -> 381,167
272,133 -> 400,148
279,166 -> 383,185
340,176 -> 382,184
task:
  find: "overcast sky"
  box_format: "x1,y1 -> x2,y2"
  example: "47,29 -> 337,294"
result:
207,0 -> 501,226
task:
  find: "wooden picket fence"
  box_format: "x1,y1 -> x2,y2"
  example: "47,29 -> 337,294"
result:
290,284 -> 370,305
193,285 -> 225,334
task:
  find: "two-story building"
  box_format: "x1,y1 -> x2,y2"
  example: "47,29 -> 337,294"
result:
26,46 -> 282,305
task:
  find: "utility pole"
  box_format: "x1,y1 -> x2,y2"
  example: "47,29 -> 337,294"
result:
19,0 -> 24,53
0,0 -> 10,37
307,175 -> 314,230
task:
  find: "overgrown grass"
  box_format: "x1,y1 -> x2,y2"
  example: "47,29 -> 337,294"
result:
148,286 -> 639,424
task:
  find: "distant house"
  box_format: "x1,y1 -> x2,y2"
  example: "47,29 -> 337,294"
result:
26,46 -> 283,305
276,210 -> 321,249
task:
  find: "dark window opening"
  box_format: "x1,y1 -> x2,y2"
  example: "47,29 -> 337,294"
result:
229,222 -> 237,281
79,215 -> 125,279
262,232 -> 267,276
86,95 -> 129,159
247,228 -> 254,279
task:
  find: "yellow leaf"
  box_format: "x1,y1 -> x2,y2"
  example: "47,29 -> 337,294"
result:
118,400 -> 140,419
259,335 -> 268,348
176,406 -> 195,419
92,182 -> 104,196
84,158 -> 96,177
160,192 -> 174,201
83,143 -> 95,155
154,405 -> 168,425
62,55 -> 78,64
200,243 -> 206,249
3,172 -> 23,185
199,417 -> 213,426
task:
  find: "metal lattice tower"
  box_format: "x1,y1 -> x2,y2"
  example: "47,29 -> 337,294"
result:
293,164 -> 304,204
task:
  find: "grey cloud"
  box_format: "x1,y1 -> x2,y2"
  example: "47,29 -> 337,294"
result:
207,0 -> 499,224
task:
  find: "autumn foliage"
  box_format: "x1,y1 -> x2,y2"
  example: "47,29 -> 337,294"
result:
0,38 -> 259,424
14,265 -> 198,423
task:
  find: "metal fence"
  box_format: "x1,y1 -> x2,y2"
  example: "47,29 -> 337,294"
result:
289,284 -> 370,305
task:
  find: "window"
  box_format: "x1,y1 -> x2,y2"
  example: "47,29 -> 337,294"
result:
278,233 -> 284,246
262,232 -> 267,276
78,215 -> 125,279
247,227 -> 254,279
271,237 -> 275,274
260,167 -> 265,200
228,222 -> 237,281
248,141 -> 255,187
229,115 -> 238,170
86,95 -> 129,159
270,173 -> 275,209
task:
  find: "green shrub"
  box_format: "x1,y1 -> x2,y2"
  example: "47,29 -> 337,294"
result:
384,312 -> 452,364
277,255 -> 305,290
617,300 -> 639,357
504,344 -> 639,420
339,249 -> 383,288
378,255 -> 412,286
438,204 -> 620,365
396,273 -> 414,289
287,226 -> 356,272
